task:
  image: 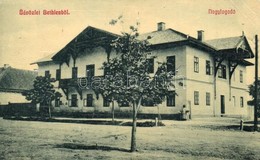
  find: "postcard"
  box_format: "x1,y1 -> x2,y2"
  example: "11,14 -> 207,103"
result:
0,0 -> 259,159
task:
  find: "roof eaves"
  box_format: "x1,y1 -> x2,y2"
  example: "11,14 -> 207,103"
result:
188,38 -> 217,52
52,26 -> 120,61
167,28 -> 191,39
30,60 -> 53,65
242,36 -> 255,58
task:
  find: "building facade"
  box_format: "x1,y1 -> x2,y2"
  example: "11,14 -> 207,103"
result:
33,23 -> 254,118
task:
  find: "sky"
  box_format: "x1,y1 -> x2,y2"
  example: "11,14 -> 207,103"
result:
0,0 -> 259,84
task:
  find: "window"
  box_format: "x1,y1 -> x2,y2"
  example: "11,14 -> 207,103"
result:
86,94 -> 93,107
206,92 -> 210,106
194,57 -> 199,73
56,69 -> 61,80
206,60 -> 211,75
218,65 -> 226,79
141,98 -> 154,107
167,56 -> 176,75
194,91 -> 199,105
147,58 -> 154,73
104,67 -> 110,76
240,97 -> 244,107
119,101 -> 129,107
103,97 -> 110,107
55,97 -> 60,107
86,65 -> 95,78
240,70 -> 243,83
72,67 -> 78,79
45,70 -> 50,77
232,96 -> 236,107
70,94 -> 78,107
167,91 -> 175,107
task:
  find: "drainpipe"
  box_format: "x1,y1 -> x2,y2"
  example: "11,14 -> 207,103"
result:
213,57 -> 217,117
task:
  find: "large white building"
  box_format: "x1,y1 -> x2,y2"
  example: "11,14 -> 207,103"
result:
33,23 -> 254,118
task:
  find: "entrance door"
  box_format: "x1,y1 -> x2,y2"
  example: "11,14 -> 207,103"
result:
220,95 -> 225,114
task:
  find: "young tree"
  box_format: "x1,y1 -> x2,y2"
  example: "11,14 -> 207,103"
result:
97,23 -> 175,152
248,80 -> 260,113
94,73 -> 120,123
22,75 -> 62,118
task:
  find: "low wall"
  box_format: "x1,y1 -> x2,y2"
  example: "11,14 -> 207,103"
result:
0,103 -> 37,117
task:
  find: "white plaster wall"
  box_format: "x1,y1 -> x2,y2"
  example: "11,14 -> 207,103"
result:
0,92 -> 30,105
38,44 -> 251,117
186,46 -> 214,83
38,62 -> 59,78
186,80 -> 214,116
185,46 -> 214,116
59,46 -> 110,79
38,62 -> 60,88
186,46 -> 249,117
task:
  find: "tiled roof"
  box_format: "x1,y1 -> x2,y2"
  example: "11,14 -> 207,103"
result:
137,29 -> 189,45
33,26 -> 254,64
31,53 -> 56,64
205,36 -> 243,50
0,67 -> 37,92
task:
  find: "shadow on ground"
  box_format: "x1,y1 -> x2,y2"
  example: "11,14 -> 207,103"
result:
3,116 -> 164,127
55,143 -> 130,152
3,116 -> 122,125
244,121 -> 259,125
200,125 -> 259,132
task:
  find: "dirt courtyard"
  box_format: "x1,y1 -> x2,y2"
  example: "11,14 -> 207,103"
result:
0,117 -> 259,160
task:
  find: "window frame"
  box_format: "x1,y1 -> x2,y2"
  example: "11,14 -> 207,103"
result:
240,97 -> 244,107
166,56 -> 176,75
55,97 -> 61,107
86,94 -> 93,107
56,69 -> 61,80
119,101 -> 129,107
232,96 -> 236,107
86,64 -> 95,78
72,67 -> 78,79
206,92 -> 210,106
103,97 -> 110,107
194,56 -> 199,73
70,94 -> 78,107
147,58 -> 154,73
194,91 -> 199,105
206,60 -> 211,75
218,64 -> 227,79
240,70 -> 243,83
166,91 -> 175,107
141,98 -> 155,107
45,70 -> 50,77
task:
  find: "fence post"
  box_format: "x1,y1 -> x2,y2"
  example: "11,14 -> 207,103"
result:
240,119 -> 244,131
155,117 -> 158,127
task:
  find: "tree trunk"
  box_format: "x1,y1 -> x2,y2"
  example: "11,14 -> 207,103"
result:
130,102 -> 137,152
157,105 -> 161,123
112,100 -> 115,123
48,100 -> 52,119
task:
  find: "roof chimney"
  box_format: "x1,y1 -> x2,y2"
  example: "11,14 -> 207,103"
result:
4,64 -> 10,69
157,22 -> 165,31
197,30 -> 205,41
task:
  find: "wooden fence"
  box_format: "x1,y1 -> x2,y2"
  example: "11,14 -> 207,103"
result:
0,103 -> 37,117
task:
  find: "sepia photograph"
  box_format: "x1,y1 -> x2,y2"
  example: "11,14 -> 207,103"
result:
0,0 -> 259,159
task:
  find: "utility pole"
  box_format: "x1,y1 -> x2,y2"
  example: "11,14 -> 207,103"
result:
254,35 -> 258,131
